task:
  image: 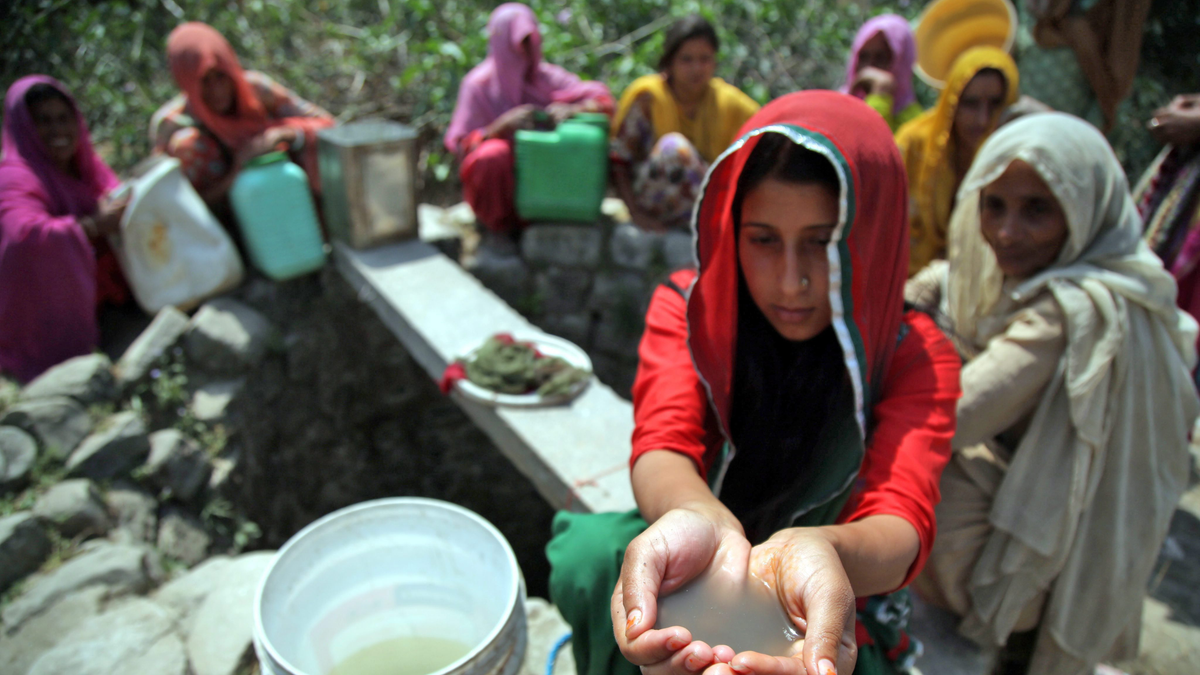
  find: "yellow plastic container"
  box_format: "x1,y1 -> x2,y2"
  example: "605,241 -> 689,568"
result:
914,0 -> 1017,89
515,115 -> 609,223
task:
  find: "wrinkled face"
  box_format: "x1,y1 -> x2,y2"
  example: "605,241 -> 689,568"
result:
201,69 -> 237,115
856,32 -> 893,73
667,37 -> 717,100
953,71 -> 1007,153
980,159 -> 1070,279
738,178 -> 837,342
30,96 -> 79,171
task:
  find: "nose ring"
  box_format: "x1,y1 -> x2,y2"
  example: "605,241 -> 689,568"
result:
801,276 -> 810,289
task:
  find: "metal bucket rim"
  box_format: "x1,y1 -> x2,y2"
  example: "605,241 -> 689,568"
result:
253,497 -> 523,675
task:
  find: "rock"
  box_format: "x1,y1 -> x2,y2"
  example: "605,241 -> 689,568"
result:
20,354 -> 117,405
27,597 -> 187,675
114,306 -> 190,386
467,249 -> 534,309
190,378 -> 245,423
537,313 -> 592,350
144,429 -> 213,501
208,455 -> 237,495
105,484 -> 158,545
33,479 -> 110,539
662,230 -> 696,271
522,597 -> 576,675
185,298 -> 273,374
0,376 -> 19,412
0,425 -> 37,492
535,267 -> 593,316
1,396 -> 91,459
589,270 -> 648,313
186,565 -> 269,675
154,552 -> 275,637
521,224 -> 603,269
0,585 -> 107,675
66,410 -> 150,481
157,506 -> 211,567
609,221 -> 663,271
2,541 -> 160,629
0,512 -> 51,592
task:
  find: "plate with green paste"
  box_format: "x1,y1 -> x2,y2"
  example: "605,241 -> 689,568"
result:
453,333 -> 594,407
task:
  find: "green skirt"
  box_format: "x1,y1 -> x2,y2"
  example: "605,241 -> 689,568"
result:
546,510 -> 920,675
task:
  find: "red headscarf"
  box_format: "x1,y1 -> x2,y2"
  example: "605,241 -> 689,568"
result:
687,90 -> 910,437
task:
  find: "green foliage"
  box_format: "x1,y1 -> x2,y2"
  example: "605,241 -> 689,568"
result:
201,496 -> 262,553
0,451 -> 66,517
1,0 -> 1195,188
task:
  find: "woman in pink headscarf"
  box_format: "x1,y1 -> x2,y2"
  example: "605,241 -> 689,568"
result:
445,3 -> 613,235
0,76 -> 130,383
841,14 -> 923,132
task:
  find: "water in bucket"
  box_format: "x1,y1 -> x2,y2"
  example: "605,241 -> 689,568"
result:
255,498 -> 526,675
656,571 -> 800,657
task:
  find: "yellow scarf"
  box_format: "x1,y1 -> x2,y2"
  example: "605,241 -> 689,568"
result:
612,74 -> 759,163
896,46 -> 1019,276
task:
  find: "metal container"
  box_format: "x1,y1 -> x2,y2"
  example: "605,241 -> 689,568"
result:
317,121 -> 419,249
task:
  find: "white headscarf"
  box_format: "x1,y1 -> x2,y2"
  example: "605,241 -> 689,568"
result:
944,113 -> 1199,675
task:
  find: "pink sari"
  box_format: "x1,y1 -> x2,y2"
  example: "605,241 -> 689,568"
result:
0,75 -> 121,382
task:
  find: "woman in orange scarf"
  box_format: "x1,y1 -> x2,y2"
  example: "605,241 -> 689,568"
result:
896,47 -> 1018,276
151,22 -> 334,214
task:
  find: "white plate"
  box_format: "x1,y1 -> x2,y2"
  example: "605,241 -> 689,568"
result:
453,333 -> 593,408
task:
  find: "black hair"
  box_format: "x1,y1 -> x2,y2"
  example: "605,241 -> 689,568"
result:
732,131 -> 841,230
24,83 -> 73,112
658,14 -> 719,71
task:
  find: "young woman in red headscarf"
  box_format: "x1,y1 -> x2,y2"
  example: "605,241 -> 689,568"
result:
546,91 -> 962,675
151,22 -> 334,215
0,76 -> 130,382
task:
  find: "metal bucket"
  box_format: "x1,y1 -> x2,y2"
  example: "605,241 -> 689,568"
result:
254,498 -> 527,675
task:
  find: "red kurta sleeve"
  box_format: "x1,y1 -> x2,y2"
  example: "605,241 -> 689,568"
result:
842,310 -> 961,588
630,270 -> 720,478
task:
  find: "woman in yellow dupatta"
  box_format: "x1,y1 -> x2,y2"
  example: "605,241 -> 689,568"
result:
897,46 -> 1018,276
610,14 -> 759,233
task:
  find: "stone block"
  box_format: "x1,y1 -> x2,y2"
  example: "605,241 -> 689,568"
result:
185,298 -> 274,374
20,354 -> 117,405
144,429 -> 213,502
33,479 -> 110,539
180,554 -> 276,675
467,249 -> 534,309
0,585 -> 106,675
113,306 -> 190,386
662,230 -> 696,271
2,541 -> 160,629
609,221 -> 664,270
521,224 -> 603,269
589,270 -> 649,313
27,598 -> 186,675
0,512 -> 51,592
105,483 -> 159,545
66,411 -> 150,481
536,267 -> 593,316
537,313 -> 593,351
1,396 -> 91,459
0,425 -> 37,493
190,378 -> 245,423
157,506 -> 211,567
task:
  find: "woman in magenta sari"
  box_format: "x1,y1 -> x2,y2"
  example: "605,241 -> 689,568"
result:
0,76 -> 129,383
445,3 -> 613,235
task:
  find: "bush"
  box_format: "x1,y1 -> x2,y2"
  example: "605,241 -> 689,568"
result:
1,0 -> 1194,192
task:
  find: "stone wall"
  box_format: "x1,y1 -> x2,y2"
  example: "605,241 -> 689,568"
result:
463,209 -> 695,399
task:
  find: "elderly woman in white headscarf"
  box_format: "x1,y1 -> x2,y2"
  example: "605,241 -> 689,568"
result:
906,112 -> 1199,675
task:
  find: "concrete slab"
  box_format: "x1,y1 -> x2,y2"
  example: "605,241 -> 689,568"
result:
333,240 -> 635,514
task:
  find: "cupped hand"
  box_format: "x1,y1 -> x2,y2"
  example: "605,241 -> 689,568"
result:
490,104 -> 538,138
723,529 -> 856,675
613,506 -> 750,675
546,101 -> 579,125
92,191 -> 131,236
